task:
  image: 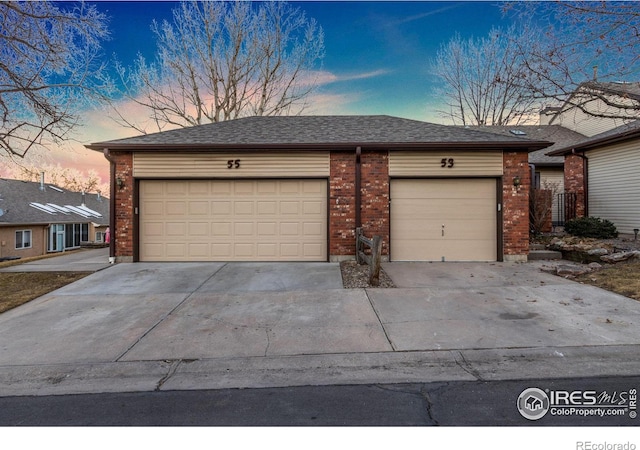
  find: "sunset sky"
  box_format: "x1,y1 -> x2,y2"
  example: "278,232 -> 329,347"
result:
3,1 -> 526,187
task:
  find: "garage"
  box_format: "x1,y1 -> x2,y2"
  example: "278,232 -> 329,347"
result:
390,178 -> 498,262
88,115 -> 548,263
139,179 -> 327,262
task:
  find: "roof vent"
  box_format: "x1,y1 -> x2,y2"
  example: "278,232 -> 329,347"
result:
509,129 -> 527,136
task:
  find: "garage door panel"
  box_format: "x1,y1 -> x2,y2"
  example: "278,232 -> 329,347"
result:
140,179 -> 327,261
393,200 -> 494,220
391,179 -> 497,261
393,239 -> 495,261
257,222 -> 277,236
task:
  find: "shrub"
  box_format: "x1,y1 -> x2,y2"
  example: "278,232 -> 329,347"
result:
565,216 -> 619,239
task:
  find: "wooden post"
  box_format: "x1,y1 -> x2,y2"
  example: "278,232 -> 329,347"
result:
355,227 -> 363,264
369,235 -> 382,286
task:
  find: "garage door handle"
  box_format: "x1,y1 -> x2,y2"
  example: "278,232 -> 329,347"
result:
442,224 -> 445,236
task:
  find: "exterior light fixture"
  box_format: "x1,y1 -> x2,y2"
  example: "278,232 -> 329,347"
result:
513,176 -> 521,187
634,228 -> 639,241
116,177 -> 125,190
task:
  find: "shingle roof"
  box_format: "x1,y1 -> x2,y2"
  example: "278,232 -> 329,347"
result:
581,81 -> 640,102
462,125 -> 587,166
0,178 -> 110,226
87,115 -> 551,151
547,120 -> 640,156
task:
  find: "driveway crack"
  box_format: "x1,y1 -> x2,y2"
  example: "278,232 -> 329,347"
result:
155,359 -> 182,391
453,350 -> 484,381
364,288 -> 396,351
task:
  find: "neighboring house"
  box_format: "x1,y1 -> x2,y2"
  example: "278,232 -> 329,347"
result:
87,115 -> 550,263
542,81 -> 640,137
0,178 -> 110,260
463,125 -> 586,226
547,120 -> 640,236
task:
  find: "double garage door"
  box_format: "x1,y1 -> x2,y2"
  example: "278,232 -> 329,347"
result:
139,178 -> 497,262
140,179 -> 327,262
390,179 -> 498,261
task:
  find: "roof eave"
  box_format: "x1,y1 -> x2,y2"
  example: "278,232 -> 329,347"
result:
547,128 -> 640,156
87,140 -> 552,153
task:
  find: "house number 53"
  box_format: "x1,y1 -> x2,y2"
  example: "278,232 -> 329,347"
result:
227,159 -> 241,169
440,158 -> 454,168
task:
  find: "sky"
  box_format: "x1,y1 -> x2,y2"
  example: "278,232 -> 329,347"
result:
3,1 -> 524,186
100,0 -> 511,120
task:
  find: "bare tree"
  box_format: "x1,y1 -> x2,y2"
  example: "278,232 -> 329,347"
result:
0,1 -> 111,159
7,162 -> 107,195
433,26 -> 541,126
112,0 -> 324,133
505,1 -> 640,120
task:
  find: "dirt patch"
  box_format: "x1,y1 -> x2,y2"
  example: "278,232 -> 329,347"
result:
0,272 -> 90,314
573,260 -> 640,301
340,260 -> 395,288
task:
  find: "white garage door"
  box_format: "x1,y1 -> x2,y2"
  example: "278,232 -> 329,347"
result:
391,179 -> 497,261
140,179 -> 327,261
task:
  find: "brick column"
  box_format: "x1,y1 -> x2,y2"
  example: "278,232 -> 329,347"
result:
112,152 -> 134,262
503,151 -> 530,261
329,151 -> 356,260
564,153 -> 586,218
360,150 -> 389,256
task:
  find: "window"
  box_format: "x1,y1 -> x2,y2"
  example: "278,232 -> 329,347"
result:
96,231 -> 104,243
15,230 -> 32,249
81,223 -> 89,242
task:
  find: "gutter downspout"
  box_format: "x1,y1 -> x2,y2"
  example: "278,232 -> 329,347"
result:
571,149 -> 589,217
103,148 -> 116,262
529,164 -> 536,188
355,146 -> 362,229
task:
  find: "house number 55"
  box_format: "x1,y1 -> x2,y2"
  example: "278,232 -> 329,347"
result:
227,159 -> 241,169
440,158 -> 454,168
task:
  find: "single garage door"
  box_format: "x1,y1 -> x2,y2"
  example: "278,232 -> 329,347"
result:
140,179 -> 327,261
391,178 -> 497,261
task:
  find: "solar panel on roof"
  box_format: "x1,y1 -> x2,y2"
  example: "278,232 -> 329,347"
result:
30,202 -> 57,214
46,203 -> 71,214
64,205 -> 91,218
75,205 -> 102,217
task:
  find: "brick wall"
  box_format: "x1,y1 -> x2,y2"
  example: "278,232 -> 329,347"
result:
112,152 -> 134,262
502,151 -> 530,261
564,153 -> 586,217
110,149 -> 531,262
329,151 -> 356,258
360,151 -> 390,255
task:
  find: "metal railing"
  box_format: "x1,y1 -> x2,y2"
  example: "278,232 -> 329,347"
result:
556,192 -> 578,227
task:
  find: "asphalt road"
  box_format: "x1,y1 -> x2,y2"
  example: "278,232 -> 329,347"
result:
1,376 -> 638,426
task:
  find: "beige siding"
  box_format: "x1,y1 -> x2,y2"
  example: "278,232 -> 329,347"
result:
552,96 -> 635,137
390,179 -> 497,261
134,152 -> 329,178
389,151 -> 503,177
588,141 -> 640,235
140,179 -> 327,261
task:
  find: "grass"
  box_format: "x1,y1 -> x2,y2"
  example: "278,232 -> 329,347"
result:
573,260 -> 640,301
0,272 -> 90,314
0,249 -> 93,314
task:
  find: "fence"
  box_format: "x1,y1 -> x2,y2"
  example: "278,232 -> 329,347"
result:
355,227 -> 382,286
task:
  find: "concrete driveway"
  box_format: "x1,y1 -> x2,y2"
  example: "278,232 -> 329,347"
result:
0,247 -> 111,272
1,258 -> 640,395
